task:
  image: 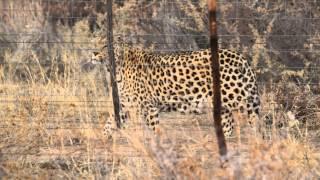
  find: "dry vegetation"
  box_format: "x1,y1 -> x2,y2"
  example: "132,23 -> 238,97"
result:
0,0 -> 319,179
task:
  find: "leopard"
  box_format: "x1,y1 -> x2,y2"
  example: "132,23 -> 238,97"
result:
90,44 -> 260,138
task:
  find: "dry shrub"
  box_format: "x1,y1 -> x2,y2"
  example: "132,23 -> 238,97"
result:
0,0 -> 319,179
222,139 -> 320,179
0,1 -> 104,84
270,79 -> 319,130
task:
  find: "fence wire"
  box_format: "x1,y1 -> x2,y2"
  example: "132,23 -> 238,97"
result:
0,0 -> 319,177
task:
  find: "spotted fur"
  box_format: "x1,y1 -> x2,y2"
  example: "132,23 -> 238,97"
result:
91,46 -> 260,137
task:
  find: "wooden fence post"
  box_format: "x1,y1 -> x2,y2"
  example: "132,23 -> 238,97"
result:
106,0 -> 121,128
207,0 -> 228,159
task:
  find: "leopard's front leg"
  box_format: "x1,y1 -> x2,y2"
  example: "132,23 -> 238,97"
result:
103,103 -> 129,138
139,101 -> 161,132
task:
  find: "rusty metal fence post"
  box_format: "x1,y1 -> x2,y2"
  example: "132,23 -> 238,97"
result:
207,0 -> 228,160
106,0 -> 121,128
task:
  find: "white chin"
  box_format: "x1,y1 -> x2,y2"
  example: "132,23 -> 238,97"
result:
91,61 -> 102,65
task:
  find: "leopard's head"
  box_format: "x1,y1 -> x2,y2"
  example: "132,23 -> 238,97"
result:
90,43 -> 125,83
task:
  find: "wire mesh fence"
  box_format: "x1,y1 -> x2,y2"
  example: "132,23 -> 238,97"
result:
0,0 -> 319,178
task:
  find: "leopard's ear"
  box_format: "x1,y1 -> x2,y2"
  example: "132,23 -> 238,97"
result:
114,35 -> 127,52
114,35 -> 124,45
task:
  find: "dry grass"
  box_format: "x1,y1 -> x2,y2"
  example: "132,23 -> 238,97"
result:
0,76 -> 319,179
0,0 -> 320,179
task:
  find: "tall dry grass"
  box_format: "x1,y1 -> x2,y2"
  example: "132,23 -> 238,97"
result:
0,83 -> 319,179
0,0 -> 319,179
